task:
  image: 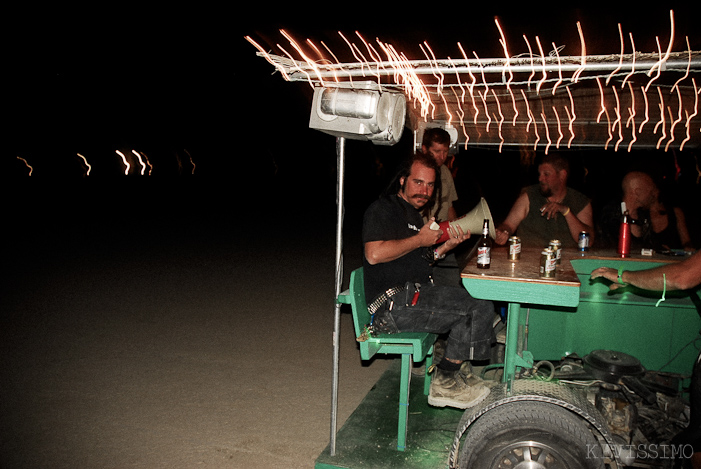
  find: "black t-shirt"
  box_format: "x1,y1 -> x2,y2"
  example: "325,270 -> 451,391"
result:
362,194 -> 433,303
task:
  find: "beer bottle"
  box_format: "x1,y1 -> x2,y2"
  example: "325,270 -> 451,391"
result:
476,219 -> 491,269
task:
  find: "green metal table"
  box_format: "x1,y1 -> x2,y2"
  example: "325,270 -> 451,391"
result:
462,247 -> 701,389
462,247 -> 581,389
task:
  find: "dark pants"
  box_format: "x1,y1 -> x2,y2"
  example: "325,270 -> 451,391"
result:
387,284 -> 493,362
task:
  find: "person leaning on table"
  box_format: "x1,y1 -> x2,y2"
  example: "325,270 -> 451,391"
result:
590,250 -> 701,291
591,251 -> 701,468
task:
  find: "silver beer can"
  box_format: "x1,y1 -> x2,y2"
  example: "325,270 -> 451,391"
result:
578,231 -> 590,251
508,236 -> 521,261
549,239 -> 562,264
540,248 -> 557,278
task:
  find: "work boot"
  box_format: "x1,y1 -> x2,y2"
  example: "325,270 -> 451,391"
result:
428,368 -> 490,409
412,338 -> 447,377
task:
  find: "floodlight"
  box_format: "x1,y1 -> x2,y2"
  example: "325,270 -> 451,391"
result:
309,83 -> 406,145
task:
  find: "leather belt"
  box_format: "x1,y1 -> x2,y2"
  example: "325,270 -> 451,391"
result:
367,285 -> 408,315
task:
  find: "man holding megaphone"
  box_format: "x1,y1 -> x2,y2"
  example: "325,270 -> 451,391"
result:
362,152 -> 494,410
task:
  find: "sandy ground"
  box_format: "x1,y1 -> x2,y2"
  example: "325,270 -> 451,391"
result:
1,182 -> 386,469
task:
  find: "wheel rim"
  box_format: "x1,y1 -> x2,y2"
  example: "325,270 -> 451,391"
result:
488,440 -> 575,469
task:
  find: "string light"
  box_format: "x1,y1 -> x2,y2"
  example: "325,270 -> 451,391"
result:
246,9 -> 698,152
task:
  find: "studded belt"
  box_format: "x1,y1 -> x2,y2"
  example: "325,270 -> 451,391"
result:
367,285 -> 408,315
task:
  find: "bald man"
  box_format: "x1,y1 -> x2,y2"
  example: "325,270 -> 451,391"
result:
597,171 -> 694,252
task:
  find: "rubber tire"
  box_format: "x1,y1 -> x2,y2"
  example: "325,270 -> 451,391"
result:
458,401 -> 605,469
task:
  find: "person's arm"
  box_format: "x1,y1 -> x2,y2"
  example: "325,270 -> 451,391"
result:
590,251 -> 701,291
364,220 -> 470,265
364,219 -> 441,265
495,192 -> 529,245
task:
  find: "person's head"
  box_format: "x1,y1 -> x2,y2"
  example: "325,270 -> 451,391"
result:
622,171 -> 659,209
537,154 -> 570,198
395,152 -> 440,210
421,127 -> 451,167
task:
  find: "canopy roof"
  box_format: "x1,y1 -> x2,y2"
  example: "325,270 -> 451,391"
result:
247,15 -> 701,152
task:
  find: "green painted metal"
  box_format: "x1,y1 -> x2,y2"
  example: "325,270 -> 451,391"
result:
336,268 -> 437,451
462,253 -> 701,389
315,359 -> 462,468
526,257 -> 701,376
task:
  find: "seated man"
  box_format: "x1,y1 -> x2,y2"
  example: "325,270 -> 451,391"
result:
363,152 -> 493,410
597,171 -> 695,252
495,154 -> 594,248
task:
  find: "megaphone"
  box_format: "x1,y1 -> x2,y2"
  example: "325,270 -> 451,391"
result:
434,197 -> 495,244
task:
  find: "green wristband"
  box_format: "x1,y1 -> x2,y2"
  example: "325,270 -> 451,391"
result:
617,266 -> 626,284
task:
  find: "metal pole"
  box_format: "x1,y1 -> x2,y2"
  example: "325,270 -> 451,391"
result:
330,136 -> 346,456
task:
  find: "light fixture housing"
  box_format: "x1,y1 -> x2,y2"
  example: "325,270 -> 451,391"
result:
309,82 -> 406,145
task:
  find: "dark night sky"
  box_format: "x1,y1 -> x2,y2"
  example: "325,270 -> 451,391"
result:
6,4 -> 700,176
4,4 -> 701,241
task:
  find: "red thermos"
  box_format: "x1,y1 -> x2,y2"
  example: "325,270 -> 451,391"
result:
618,210 -> 631,257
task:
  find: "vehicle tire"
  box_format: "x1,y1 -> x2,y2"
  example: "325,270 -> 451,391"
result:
458,401 -> 605,469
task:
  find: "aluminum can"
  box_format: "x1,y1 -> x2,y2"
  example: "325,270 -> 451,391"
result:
578,231 -> 590,251
540,248 -> 557,278
549,239 -> 562,264
508,236 -> 521,261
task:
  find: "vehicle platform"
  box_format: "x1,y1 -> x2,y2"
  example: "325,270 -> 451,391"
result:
314,359 -> 464,469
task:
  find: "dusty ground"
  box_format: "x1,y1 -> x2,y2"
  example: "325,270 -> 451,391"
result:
1,182 -> 386,469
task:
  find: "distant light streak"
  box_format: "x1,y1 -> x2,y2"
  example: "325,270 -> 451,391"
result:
655,87 -> 667,149
541,110 -> 552,154
115,150 -> 130,175
611,86 -> 624,151
521,89 -> 535,133
140,152 -> 153,176
680,78 -> 699,151
606,23 -> 625,85
552,106 -> 563,148
493,20 -> 518,126
571,22 -> 586,84
450,87 -> 469,147
17,156 -> 33,176
653,87 -> 666,135
529,101 -> 540,150
77,153 -> 91,176
457,42 -> 480,124
132,150 -> 146,175
603,108 -> 613,150
339,32 -> 366,78
523,36 -> 536,90
639,86 -> 651,133
184,149 -> 196,175
626,82 -> 638,151
647,10 -> 675,79
491,89 -> 505,152
596,77 -> 606,123
671,37 -> 692,95
551,42 -> 563,95
321,41 -> 348,83
566,86 -> 577,147
535,37 -> 547,94
621,32 -> 637,89
307,39 -> 339,83
478,89 -> 491,132
665,86 -> 683,151
280,29 -> 326,88
564,105 -> 575,148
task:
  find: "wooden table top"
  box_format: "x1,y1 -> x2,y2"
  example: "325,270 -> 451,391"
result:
461,246 -> 580,286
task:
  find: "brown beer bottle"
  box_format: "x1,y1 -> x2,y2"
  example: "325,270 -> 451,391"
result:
476,219 -> 491,269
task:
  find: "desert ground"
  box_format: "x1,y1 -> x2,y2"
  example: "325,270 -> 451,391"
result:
1,180 -> 384,468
